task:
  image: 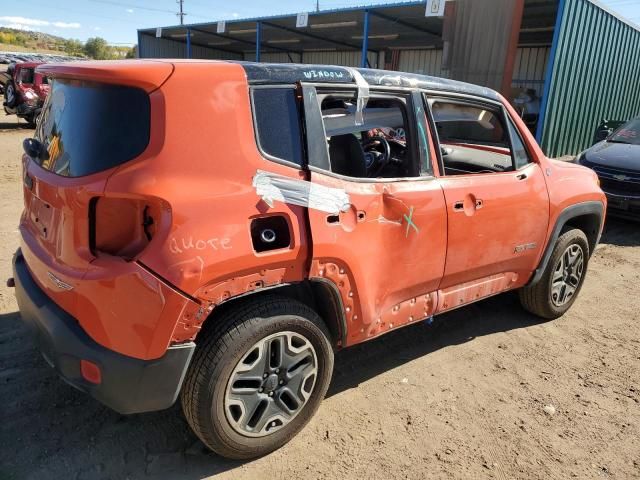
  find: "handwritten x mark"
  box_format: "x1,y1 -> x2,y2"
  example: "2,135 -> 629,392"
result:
404,206 -> 419,238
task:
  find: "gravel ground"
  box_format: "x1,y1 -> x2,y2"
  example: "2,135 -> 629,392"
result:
0,110 -> 638,480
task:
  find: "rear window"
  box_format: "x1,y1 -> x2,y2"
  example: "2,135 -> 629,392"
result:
35,79 -> 150,177
252,87 -> 304,167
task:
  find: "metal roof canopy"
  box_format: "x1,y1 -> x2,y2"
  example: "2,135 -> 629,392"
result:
139,0 -> 558,61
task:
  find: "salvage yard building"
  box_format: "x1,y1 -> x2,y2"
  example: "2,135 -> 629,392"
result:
138,0 -> 640,157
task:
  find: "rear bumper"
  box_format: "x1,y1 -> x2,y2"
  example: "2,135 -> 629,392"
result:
12,249 -> 195,414
605,192 -> 640,221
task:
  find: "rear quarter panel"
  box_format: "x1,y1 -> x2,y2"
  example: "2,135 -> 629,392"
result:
104,63 -> 310,343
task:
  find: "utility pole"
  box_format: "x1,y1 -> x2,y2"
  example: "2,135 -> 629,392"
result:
177,0 -> 185,25
316,0 -> 320,12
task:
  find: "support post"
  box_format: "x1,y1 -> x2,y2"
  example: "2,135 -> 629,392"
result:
256,22 -> 262,62
536,0 -> 566,143
361,10 -> 369,68
500,0 -> 525,97
186,28 -> 192,59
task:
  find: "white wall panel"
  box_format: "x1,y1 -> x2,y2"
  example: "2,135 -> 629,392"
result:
398,49 -> 445,77
512,46 -> 550,93
397,46 -> 549,90
244,52 -> 301,63
302,50 -> 377,67
139,34 -> 241,60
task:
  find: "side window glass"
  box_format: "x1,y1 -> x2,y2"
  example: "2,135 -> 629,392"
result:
317,91 -> 417,179
430,100 -> 514,175
506,117 -> 532,169
252,87 -> 304,167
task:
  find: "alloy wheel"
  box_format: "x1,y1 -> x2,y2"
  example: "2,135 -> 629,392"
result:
550,244 -> 584,307
224,331 -> 318,437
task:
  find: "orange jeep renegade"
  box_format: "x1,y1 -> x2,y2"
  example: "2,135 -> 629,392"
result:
11,60 -> 606,459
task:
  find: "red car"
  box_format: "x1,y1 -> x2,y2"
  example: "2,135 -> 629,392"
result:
3,62 -> 49,126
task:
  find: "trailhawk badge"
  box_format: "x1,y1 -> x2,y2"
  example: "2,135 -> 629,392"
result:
47,272 -> 73,291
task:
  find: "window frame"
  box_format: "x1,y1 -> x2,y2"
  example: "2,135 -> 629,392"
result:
250,84 -> 306,171
301,82 -> 434,183
504,112 -> 535,171
422,91 -> 538,178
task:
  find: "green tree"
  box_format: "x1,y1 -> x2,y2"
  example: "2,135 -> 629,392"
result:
84,37 -> 115,60
64,39 -> 84,56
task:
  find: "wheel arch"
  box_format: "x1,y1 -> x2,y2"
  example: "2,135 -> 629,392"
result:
529,200 -> 605,285
197,280 -> 347,350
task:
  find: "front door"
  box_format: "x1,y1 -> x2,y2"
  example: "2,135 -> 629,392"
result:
426,95 -> 550,297
302,85 -> 447,346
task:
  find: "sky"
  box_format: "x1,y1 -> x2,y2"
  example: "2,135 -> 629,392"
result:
0,0 -> 639,46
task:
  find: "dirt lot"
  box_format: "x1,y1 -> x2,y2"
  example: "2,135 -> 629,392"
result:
0,110 -> 638,480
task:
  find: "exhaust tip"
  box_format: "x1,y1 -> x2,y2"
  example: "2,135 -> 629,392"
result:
6,277 -> 15,288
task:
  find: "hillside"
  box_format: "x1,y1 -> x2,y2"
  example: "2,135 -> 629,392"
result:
0,27 -> 134,59
0,28 -> 72,53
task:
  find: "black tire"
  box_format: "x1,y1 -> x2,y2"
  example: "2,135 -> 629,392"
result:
4,81 -> 17,108
25,113 -> 37,128
519,228 -> 590,319
181,295 -> 334,460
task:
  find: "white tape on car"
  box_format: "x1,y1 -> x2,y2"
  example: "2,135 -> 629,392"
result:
253,171 -> 351,214
344,67 -> 370,126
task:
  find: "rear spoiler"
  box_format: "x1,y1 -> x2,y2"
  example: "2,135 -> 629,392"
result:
36,60 -> 175,93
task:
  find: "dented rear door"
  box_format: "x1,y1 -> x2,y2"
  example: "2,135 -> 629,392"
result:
301,84 -> 447,346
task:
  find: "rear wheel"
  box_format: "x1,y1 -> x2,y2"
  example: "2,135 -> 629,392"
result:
181,295 -> 334,459
519,228 -> 589,319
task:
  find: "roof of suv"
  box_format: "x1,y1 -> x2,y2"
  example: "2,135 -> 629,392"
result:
36,59 -> 501,102
239,61 -> 501,102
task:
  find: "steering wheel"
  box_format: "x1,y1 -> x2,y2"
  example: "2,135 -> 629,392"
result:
362,135 -> 392,176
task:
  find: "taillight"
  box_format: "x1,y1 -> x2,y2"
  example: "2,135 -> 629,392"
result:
89,197 -> 164,260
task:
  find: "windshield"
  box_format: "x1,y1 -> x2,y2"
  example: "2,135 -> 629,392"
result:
609,118 -> 640,145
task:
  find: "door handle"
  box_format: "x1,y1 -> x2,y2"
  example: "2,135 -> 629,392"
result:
453,197 -> 483,213
326,211 -> 366,225
516,172 -> 528,180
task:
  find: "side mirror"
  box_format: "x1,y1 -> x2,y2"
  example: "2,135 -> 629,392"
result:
23,138 -> 44,160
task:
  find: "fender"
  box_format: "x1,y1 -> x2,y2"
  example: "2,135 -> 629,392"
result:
528,201 -> 605,286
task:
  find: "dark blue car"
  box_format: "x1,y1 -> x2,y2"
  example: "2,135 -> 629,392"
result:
577,117 -> 640,220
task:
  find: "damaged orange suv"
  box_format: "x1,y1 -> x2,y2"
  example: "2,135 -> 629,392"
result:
11,60 -> 605,459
